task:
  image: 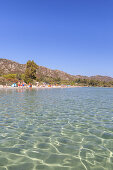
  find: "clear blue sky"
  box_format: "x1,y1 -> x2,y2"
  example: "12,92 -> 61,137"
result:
0,0 -> 113,76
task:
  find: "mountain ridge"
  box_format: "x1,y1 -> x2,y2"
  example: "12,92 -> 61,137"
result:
0,58 -> 113,82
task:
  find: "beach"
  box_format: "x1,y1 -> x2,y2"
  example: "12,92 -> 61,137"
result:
0,85 -> 82,89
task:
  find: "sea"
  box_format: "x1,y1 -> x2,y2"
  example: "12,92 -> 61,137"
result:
0,87 -> 113,170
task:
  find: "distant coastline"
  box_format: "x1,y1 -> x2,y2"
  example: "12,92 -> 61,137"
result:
0,58 -> 113,88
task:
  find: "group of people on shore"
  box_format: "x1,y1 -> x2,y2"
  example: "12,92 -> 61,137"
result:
1,81 -> 76,89
8,82 -> 32,88
17,82 -> 32,88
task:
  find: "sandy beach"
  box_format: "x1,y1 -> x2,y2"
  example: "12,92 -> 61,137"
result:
0,85 -> 82,89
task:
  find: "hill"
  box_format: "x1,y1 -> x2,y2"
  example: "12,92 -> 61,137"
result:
0,58 -> 113,82
0,59 -> 26,75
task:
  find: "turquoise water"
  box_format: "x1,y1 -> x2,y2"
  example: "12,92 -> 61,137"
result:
0,87 -> 113,170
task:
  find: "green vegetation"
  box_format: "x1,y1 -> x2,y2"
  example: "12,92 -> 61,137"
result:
3,74 -> 16,79
0,74 -> 18,85
37,76 -> 113,87
16,73 -> 25,80
1,73 -> 113,87
36,76 -> 61,85
0,60 -> 113,87
60,79 -> 113,87
24,60 -> 38,83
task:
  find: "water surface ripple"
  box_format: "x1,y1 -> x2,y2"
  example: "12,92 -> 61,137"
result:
0,87 -> 113,170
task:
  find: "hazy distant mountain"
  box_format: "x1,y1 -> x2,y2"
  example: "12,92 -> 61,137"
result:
0,58 -> 113,82
90,75 -> 113,82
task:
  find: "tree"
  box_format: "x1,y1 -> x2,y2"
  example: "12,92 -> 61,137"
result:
24,60 -> 38,83
16,73 -> 22,80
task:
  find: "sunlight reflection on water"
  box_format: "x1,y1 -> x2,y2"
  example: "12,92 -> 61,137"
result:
0,87 -> 113,170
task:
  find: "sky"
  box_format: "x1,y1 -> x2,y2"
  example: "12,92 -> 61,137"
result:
0,0 -> 113,77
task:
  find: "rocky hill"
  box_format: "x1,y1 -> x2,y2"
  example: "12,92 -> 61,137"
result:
36,66 -> 75,81
0,58 -> 113,82
0,59 -> 26,74
90,75 -> 113,82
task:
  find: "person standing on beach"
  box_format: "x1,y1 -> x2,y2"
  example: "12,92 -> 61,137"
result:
22,82 -> 25,87
18,81 -> 20,87
29,82 -> 32,88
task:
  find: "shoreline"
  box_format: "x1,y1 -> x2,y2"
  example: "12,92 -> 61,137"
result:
0,85 -> 82,89
0,85 -> 112,89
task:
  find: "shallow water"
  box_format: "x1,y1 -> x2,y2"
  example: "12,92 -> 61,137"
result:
0,87 -> 113,170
